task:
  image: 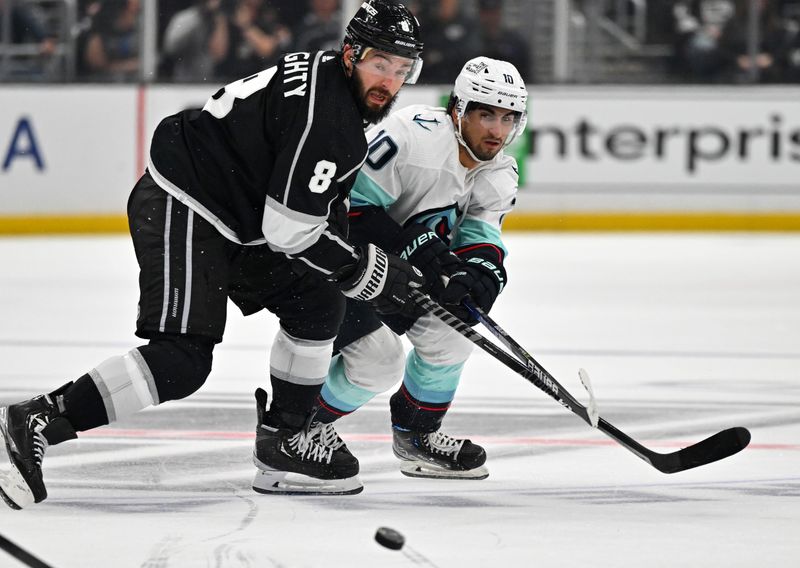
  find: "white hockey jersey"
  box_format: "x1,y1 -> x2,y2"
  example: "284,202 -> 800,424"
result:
350,104 -> 519,258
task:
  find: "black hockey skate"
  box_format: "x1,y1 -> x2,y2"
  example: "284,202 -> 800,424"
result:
392,426 -> 489,480
252,389 -> 362,495
0,394 -> 76,509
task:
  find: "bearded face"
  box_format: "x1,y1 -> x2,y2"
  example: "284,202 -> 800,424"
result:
348,64 -> 401,124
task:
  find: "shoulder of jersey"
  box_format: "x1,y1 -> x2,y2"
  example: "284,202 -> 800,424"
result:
399,104 -> 448,128
479,153 -> 520,188
492,152 -> 519,174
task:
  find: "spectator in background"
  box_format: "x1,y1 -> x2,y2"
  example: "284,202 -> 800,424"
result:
292,0 -> 341,53
81,0 -> 141,81
671,0 -> 735,82
269,0 -> 309,30
720,0 -> 790,82
161,0 -> 227,81
477,0 -> 532,82
783,1 -> 800,81
410,0 -> 481,83
0,0 -> 57,56
214,0 -> 291,80
645,0 -> 680,45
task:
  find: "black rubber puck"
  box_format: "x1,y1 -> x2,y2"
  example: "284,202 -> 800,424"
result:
374,527 -> 405,550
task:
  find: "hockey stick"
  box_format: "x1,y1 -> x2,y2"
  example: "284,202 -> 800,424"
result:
0,533 -> 55,568
411,291 -> 751,474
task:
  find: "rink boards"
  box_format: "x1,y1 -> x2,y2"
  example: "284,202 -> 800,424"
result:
1,84 -> 799,232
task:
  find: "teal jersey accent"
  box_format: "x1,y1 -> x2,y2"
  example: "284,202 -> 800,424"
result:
402,349 -> 464,404
452,217 -> 507,255
320,355 -> 379,412
350,171 -> 397,209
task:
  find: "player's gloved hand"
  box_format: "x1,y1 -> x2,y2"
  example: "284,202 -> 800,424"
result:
394,224 -> 461,298
337,243 -> 425,318
439,257 -> 506,324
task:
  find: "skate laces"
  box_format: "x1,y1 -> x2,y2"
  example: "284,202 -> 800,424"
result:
287,430 -> 333,464
308,422 -> 346,451
424,431 -> 464,457
25,412 -> 51,467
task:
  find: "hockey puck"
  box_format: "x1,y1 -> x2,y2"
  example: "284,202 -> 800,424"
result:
374,527 -> 405,550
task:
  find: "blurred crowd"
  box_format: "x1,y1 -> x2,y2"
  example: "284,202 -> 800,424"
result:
664,0 -> 800,82
156,0 -> 532,83
2,0 -> 800,84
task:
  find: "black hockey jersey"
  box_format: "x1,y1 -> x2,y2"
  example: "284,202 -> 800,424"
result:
147,50 -> 368,276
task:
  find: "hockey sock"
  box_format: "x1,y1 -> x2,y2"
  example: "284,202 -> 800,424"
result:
53,376 -> 109,432
315,355 -> 379,424
268,375 -> 324,430
137,335 -> 214,401
389,384 -> 451,433
313,399 -> 347,424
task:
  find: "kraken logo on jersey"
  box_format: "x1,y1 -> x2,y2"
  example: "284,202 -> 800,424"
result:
412,114 -> 441,131
407,205 -> 460,245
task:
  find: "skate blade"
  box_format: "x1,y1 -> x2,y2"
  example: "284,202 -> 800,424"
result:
399,461 -> 489,480
0,409 -> 36,509
252,468 -> 363,495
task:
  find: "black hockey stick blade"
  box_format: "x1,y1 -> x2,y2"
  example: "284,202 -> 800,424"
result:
651,426 -> 751,474
460,299 -> 752,472
0,533 -> 55,568
415,291 -> 752,474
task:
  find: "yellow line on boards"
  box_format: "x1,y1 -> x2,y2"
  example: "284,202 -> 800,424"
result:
2,212 -> 800,235
0,215 -> 128,235
502,212 -> 800,232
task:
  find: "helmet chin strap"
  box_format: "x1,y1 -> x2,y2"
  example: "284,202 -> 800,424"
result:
454,113 -> 521,165
454,114 -> 490,165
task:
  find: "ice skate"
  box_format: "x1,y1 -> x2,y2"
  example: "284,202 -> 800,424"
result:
0,395 -> 76,509
251,389 -> 362,495
392,427 -> 489,480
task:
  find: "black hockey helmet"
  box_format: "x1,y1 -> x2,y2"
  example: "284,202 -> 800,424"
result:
343,0 -> 424,83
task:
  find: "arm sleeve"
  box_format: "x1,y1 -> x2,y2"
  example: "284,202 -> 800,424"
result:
451,160 -> 518,265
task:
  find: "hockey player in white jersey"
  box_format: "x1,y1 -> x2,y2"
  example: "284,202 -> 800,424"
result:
311,57 -> 528,480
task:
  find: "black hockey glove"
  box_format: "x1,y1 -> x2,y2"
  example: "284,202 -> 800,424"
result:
439,256 -> 506,324
337,243 -> 425,318
394,224 -> 462,298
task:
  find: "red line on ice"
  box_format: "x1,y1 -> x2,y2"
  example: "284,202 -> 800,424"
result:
79,429 -> 798,450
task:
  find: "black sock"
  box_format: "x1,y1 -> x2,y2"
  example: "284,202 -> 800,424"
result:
52,375 -> 109,432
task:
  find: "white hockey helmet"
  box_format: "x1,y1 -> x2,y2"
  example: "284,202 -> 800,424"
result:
452,57 -> 528,160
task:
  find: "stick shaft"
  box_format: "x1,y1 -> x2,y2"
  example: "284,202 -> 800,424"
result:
0,534 -> 54,568
414,291 -> 750,473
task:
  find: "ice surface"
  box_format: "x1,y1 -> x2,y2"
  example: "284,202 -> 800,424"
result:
0,234 -> 798,567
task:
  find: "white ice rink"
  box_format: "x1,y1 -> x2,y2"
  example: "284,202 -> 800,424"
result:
0,233 -> 798,568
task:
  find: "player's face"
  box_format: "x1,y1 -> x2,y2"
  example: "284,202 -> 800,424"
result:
347,49 -> 415,123
355,49 -> 416,93
460,105 -> 519,161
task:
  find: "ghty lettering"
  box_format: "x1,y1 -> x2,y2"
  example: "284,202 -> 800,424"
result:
283,52 -> 310,98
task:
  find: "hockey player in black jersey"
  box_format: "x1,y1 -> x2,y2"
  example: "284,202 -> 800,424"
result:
0,0 -> 424,506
